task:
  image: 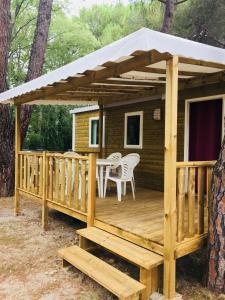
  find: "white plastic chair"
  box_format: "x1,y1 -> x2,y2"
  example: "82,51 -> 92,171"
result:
104,155 -> 140,201
123,153 -> 140,194
105,152 -> 122,177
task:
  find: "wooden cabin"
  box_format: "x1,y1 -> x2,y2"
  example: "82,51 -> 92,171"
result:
1,28 -> 225,300
70,95 -> 224,191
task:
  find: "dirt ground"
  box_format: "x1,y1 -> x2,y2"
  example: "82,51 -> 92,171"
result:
0,196 -> 221,300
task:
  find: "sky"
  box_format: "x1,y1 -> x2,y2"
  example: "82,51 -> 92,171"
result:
66,0 -> 130,16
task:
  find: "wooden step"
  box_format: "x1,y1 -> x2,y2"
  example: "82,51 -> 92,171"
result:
58,245 -> 145,300
77,227 -> 163,270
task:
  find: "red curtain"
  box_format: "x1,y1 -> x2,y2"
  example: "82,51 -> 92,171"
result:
189,100 -> 222,162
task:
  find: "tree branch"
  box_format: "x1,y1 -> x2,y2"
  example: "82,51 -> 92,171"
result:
175,0 -> 189,5
157,0 -> 167,4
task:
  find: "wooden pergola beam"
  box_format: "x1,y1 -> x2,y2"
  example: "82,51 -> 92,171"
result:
13,50 -> 171,105
89,83 -> 154,90
77,86 -> 146,92
64,90 -> 138,96
179,70 -> 225,90
179,57 -> 225,70
135,66 -> 205,77
102,78 -> 165,86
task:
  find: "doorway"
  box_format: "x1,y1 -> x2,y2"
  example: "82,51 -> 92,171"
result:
185,98 -> 224,162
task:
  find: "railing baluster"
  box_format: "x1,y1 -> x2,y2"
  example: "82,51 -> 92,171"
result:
46,156 -> 49,199
24,155 -> 27,190
197,167 -> 205,235
67,158 -> 72,206
206,166 -> 213,232
188,167 -> 195,237
81,160 -> 87,212
206,166 -> 213,209
55,158 -> 59,202
19,154 -> 23,188
49,157 -> 53,200
74,159 -> 79,209
27,156 -> 31,192
39,156 -> 43,196
60,159 -> 65,204
31,156 -> 35,193
34,156 -> 38,194
177,167 -> 185,242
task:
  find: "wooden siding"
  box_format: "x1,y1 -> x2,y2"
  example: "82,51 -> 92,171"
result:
75,110 -> 100,153
74,99 -> 186,191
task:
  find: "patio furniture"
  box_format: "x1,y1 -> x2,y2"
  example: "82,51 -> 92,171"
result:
96,158 -> 114,198
104,155 -> 140,201
123,153 -> 140,194
105,152 -> 122,178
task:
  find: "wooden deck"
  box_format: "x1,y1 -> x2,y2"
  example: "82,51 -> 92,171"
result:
95,187 -> 208,256
96,188 -> 164,246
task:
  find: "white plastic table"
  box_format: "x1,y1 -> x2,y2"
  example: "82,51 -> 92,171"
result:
96,159 -> 114,198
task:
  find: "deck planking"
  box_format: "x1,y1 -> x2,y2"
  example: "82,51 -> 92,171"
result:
96,188 -> 164,245
95,187 -> 209,246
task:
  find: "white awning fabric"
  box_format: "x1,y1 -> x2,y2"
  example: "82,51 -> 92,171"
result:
0,28 -> 225,104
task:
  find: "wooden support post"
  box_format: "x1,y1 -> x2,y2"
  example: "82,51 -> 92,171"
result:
99,104 -> 104,158
163,56 -> 179,300
87,153 -> 96,227
79,236 -> 97,251
140,267 -> 159,300
14,105 -> 21,216
42,152 -> 48,230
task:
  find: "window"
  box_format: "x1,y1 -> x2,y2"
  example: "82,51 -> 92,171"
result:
124,111 -> 143,149
89,117 -> 105,148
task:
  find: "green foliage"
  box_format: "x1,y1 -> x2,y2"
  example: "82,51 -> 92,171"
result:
79,2 -> 163,46
173,0 -> 225,46
24,105 -> 75,151
44,13 -> 99,72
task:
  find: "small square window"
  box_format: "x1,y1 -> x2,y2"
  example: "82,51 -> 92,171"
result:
89,117 -> 105,148
124,111 -> 143,149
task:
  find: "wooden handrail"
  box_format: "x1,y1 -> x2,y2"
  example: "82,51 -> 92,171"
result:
46,153 -> 89,160
19,150 -> 44,156
176,161 -> 216,168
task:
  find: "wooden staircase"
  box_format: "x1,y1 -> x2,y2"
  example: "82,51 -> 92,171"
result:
58,227 -> 163,300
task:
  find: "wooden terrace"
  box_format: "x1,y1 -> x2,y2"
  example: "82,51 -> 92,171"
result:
17,150 -> 214,259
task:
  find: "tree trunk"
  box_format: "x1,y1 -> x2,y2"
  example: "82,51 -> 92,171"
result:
26,0 -> 53,81
208,136 -> 225,292
0,0 -> 53,197
0,0 -> 14,196
20,0 -> 53,152
160,0 -> 176,33
0,0 -> 11,92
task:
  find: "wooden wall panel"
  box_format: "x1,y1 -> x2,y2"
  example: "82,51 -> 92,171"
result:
74,99 -> 186,191
75,110 -> 100,153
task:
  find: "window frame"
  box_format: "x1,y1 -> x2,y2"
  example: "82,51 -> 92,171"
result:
89,116 -> 105,148
124,111 -> 143,149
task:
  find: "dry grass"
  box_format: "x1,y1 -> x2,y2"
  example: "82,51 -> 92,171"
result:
0,195 -> 220,300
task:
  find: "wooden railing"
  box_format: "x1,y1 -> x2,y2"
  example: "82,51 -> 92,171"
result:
176,161 -> 215,243
17,151 -> 96,228
18,151 -> 44,198
45,153 -> 89,214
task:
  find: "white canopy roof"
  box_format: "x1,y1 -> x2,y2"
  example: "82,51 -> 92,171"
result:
1,27 -> 225,104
